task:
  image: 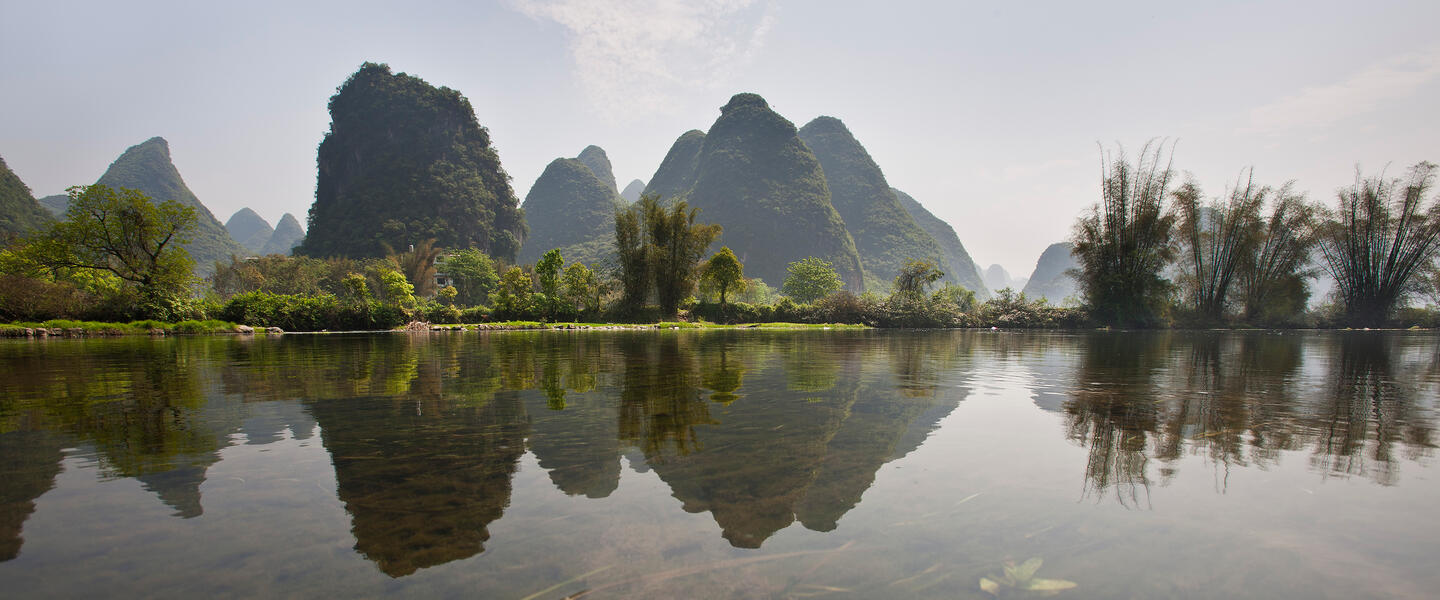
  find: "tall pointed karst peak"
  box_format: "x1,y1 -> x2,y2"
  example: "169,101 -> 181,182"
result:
643,129 -> 706,201
575,145 -> 617,192
97,137 -> 247,271
297,62 -> 525,260
1022,242 -> 1079,304
798,116 -> 944,291
261,213 -> 305,256
620,179 -> 645,203
892,187 -> 990,299
0,154 -> 54,237
678,93 -> 863,289
225,208 -> 273,254
519,157 -> 623,266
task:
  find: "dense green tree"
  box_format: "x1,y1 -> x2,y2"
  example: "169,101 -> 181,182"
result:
377,268 -> 415,309
644,196 -> 722,314
535,248 -> 564,297
892,259 -> 944,300
18,184 -> 197,319
700,246 -> 745,305
783,257 -> 843,303
493,266 -> 533,316
436,284 -> 458,307
561,262 -> 601,313
298,62 -> 525,260
1072,141 -> 1178,327
1318,161 -> 1440,326
614,201 -> 649,307
442,248 -> 498,306
1174,173 -> 1266,321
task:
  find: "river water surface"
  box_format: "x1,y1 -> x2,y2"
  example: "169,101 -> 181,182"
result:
1,330 -> 1437,598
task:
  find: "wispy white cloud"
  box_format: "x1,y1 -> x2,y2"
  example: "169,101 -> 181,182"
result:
509,0 -> 777,120
1243,47 -> 1440,135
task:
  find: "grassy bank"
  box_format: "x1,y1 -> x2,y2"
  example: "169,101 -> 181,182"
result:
1,319 -> 247,337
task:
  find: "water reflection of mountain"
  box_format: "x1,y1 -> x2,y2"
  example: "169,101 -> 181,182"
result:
0,430 -> 64,561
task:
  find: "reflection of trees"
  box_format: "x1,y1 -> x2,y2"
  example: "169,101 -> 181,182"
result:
1062,331 -> 1437,500
1310,333 -> 1433,485
1064,333 -> 1168,506
525,335 -> 621,499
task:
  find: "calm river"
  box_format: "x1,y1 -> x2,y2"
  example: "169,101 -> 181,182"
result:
1,330 -> 1437,598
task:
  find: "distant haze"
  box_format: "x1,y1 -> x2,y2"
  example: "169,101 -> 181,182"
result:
2,1 -> 1437,277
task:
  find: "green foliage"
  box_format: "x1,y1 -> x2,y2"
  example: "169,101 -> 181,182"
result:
377,268 -> 415,309
1239,187 -> 1317,324
978,288 -> 1089,328
94,137 -> 247,273
612,194 -> 721,315
209,254 -> 374,298
0,155 -> 54,238
15,184 -> 198,321
1317,161 -> 1440,327
1073,141 -> 1179,327
783,257 -> 843,303
664,94 -> 863,289
561,262 -> 601,313
219,291 -> 405,331
519,157 -> 624,265
799,117 -> 946,290
436,285 -> 458,306
700,246 -> 745,305
441,248 -> 498,306
298,62 -> 526,260
535,248 -> 564,296
493,266 -> 534,317
388,238 -> 442,297
892,258 -> 944,300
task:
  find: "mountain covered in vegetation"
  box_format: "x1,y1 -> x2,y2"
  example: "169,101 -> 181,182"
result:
1022,242 -> 1079,304
95,137 -> 248,270
297,62 -> 526,260
575,145 -> 617,193
984,264 -> 1026,292
643,130 -> 706,201
261,213 -> 305,256
519,156 -> 624,266
798,117 -> 945,290
0,155 -> 52,238
225,208 -> 273,254
37,194 -> 68,217
620,179 -> 645,203
652,94 -> 863,289
892,188 -> 989,299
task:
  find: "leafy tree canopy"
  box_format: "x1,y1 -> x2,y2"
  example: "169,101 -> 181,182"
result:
783,257 -> 843,303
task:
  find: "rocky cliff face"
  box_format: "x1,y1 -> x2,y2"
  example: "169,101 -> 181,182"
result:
95,137 -> 248,271
297,62 -> 525,260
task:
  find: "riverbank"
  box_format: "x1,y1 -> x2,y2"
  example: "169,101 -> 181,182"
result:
0,319 -> 869,338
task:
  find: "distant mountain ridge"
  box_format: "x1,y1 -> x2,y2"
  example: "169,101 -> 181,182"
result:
576,145 -> 617,193
892,188 -> 989,299
1022,242 -> 1079,304
519,152 -> 625,266
225,208 -> 273,254
799,116 -> 946,291
620,179 -> 645,203
95,137 -> 248,272
652,93 -> 864,289
261,213 -> 305,256
0,155 -> 53,237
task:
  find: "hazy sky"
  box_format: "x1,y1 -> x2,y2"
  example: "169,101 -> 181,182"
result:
3,0 -> 1437,279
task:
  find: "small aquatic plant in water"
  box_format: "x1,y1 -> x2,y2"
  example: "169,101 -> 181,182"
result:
979,558 -> 1076,596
